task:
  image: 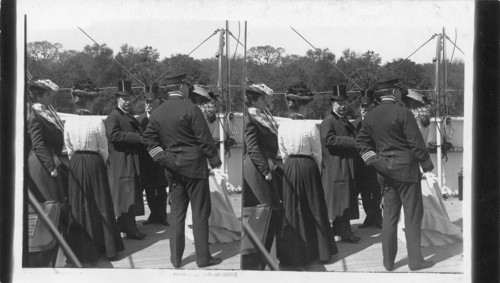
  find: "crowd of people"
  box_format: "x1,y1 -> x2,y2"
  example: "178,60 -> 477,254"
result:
25,72 -> 461,271
26,75 -> 240,268
242,81 -> 462,271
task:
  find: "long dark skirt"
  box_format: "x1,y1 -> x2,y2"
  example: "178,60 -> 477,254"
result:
68,152 -> 124,260
279,156 -> 338,266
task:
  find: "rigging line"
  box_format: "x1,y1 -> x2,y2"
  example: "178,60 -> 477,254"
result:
151,29 -> 221,85
444,35 -> 465,55
227,30 -> 245,48
290,26 -> 362,90
77,27 -> 146,86
366,33 -> 439,92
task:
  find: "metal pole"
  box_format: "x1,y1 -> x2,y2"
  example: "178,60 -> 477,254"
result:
27,190 -> 83,267
435,33 -> 443,188
226,21 -> 231,112
218,28 -> 225,172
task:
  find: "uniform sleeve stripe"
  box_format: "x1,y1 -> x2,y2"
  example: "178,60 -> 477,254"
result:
149,147 -> 163,159
362,151 -> 376,162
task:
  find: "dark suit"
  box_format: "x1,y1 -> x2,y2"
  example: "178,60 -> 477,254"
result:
105,107 -> 145,235
319,111 -> 360,237
137,113 -> 168,223
143,95 -> 221,267
355,99 -> 434,270
353,117 -> 382,227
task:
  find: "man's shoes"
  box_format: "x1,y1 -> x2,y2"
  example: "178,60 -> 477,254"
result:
409,260 -> 435,271
341,235 -> 361,243
158,219 -> 170,226
126,232 -> 147,240
384,264 -> 395,271
197,257 -> 223,268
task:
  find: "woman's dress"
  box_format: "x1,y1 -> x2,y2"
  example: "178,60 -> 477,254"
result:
27,104 -> 66,202
278,119 -> 337,266
185,169 -> 241,243
398,122 -> 462,246
64,115 -> 124,260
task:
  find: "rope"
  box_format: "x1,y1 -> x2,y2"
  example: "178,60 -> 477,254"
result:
290,26 -> 362,90
151,29 -> 220,85
77,27 -> 146,87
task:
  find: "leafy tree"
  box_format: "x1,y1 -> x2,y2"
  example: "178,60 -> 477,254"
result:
248,45 -> 286,65
28,41 -> 63,61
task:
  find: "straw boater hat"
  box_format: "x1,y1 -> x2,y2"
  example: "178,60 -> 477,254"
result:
115,80 -> 134,97
285,82 -> 314,102
72,78 -> 99,100
330,85 -> 348,101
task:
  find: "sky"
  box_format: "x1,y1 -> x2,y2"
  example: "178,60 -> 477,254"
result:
18,0 -> 473,64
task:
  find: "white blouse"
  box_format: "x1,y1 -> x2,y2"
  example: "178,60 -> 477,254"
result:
278,119 -> 322,170
64,115 -> 108,162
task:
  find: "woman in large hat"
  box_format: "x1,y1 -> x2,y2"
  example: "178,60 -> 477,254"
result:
277,82 -> 337,269
242,83 -> 281,265
27,78 -> 66,202
64,78 -> 124,263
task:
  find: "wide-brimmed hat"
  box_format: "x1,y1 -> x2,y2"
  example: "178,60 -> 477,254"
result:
358,90 -> 377,106
246,83 -> 274,97
28,78 -> 59,93
285,82 -> 314,102
144,84 -> 160,100
330,85 -> 348,101
192,85 -> 212,101
116,80 -> 134,97
72,78 -> 99,99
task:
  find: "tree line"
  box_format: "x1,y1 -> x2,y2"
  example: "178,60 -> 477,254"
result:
27,41 -> 464,119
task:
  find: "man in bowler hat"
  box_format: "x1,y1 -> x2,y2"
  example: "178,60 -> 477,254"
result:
356,89 -> 435,271
105,81 -> 146,240
320,85 -> 361,244
352,90 -> 382,229
143,74 -> 223,268
137,84 -> 169,226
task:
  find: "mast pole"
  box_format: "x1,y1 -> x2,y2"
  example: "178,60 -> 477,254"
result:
218,28 -> 225,173
435,32 -> 443,189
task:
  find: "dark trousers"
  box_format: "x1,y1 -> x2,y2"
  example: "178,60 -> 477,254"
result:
144,185 -> 168,221
360,189 -> 382,225
332,213 -> 353,238
117,205 -> 139,235
166,171 -> 211,267
378,173 -> 424,270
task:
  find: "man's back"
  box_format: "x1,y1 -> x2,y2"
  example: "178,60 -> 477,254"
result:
358,100 -> 432,183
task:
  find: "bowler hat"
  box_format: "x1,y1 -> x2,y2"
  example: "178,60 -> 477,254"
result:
116,81 -> 134,97
358,90 -> 377,106
144,84 -> 160,100
330,85 -> 348,101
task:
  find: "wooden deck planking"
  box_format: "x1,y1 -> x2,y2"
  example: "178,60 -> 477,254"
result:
57,193 -> 463,274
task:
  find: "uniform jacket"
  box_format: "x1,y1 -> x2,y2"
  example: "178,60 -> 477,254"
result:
105,107 -> 145,215
143,96 -> 221,180
355,100 -> 434,183
28,110 -> 64,173
320,111 -> 360,219
136,113 -> 168,189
